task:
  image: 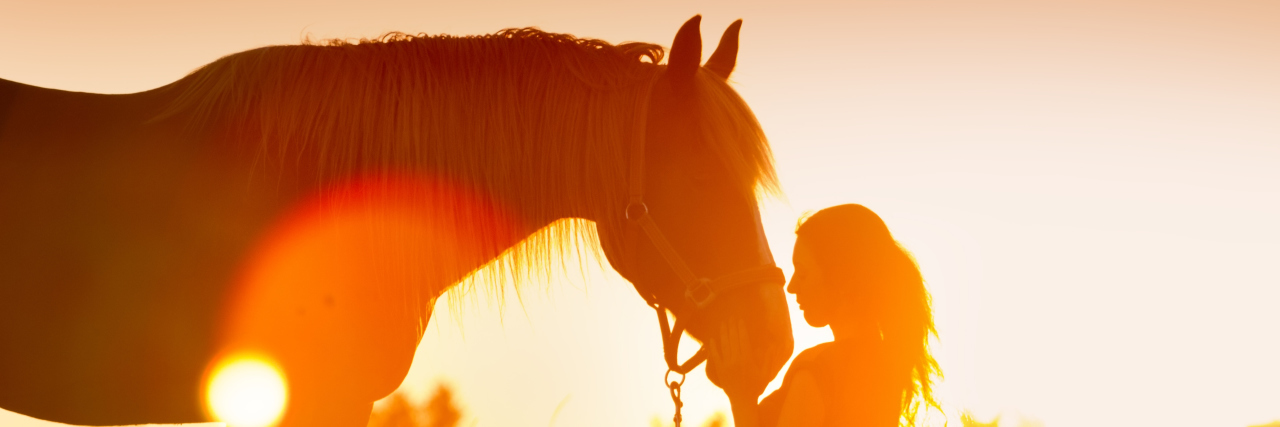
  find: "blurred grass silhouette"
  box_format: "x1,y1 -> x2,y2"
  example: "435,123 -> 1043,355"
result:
960,412 -> 1000,427
368,384 -> 462,427
366,380 -> 726,427
366,382 -> 1278,427
648,411 -> 726,427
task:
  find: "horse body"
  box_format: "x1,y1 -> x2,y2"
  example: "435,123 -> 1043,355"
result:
0,17 -> 792,427
0,81 -> 230,422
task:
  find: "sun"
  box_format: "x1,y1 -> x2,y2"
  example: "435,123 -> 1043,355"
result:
205,354 -> 289,427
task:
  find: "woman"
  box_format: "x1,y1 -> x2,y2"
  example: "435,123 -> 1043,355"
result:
758,204 -> 941,427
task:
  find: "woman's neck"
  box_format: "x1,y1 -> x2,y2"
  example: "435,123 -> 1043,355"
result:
830,317 -> 881,344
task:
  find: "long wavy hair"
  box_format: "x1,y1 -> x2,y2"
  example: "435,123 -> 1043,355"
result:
795,204 -> 941,426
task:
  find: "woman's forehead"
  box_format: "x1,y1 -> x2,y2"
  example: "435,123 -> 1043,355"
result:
792,237 -> 817,263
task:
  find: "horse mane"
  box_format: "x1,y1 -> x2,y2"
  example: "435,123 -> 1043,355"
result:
159,27 -> 778,324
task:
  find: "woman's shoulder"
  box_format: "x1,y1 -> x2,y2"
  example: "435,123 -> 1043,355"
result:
765,342 -> 837,406
760,352 -> 829,427
793,341 -> 872,375
792,340 -> 893,390
792,342 -> 837,368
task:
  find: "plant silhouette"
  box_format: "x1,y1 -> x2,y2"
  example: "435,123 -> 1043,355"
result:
367,384 -> 461,427
960,412 -> 1000,427
651,411 -> 727,427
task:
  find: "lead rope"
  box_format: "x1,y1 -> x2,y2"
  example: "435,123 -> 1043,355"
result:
666,369 -> 687,427
653,301 -> 705,427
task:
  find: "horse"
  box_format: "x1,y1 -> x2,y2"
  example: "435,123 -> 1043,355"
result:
0,16 -> 793,426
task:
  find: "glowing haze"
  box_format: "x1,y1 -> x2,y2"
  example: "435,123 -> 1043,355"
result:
1,1 -> 1277,427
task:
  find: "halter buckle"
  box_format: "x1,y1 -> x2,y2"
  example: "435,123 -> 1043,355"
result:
685,278 -> 716,308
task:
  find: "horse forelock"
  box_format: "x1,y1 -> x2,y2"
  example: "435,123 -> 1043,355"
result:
158,27 -> 776,327
690,70 -> 780,201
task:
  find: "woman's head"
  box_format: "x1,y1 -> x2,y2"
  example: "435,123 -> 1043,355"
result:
789,204 -> 899,328
789,204 -> 941,423
790,204 -> 918,328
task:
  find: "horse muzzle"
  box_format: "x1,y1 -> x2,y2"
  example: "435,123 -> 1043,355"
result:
702,282 -> 793,398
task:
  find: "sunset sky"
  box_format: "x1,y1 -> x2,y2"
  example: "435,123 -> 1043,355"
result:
2,1 -> 1277,426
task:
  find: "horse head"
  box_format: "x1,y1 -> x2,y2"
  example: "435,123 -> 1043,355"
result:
597,16 -> 794,403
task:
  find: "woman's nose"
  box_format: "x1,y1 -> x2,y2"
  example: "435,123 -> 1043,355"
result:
786,277 -> 798,294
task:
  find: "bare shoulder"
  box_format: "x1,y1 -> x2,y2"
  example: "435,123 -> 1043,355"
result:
777,369 -> 826,427
792,342 -> 835,367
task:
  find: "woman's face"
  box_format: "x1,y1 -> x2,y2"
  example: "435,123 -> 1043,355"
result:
789,237 -> 838,328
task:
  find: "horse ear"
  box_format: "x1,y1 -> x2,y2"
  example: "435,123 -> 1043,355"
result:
705,19 -> 742,79
668,15 -> 703,81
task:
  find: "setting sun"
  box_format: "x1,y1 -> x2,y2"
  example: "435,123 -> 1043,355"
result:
206,355 -> 289,427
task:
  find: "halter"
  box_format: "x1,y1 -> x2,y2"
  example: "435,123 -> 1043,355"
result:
625,76 -> 786,426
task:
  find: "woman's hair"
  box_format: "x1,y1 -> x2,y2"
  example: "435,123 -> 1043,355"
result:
795,204 -> 942,426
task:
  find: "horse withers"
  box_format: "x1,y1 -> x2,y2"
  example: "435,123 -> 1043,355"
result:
0,16 -> 792,426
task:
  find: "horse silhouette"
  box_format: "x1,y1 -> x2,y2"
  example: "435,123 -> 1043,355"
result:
0,16 -> 793,427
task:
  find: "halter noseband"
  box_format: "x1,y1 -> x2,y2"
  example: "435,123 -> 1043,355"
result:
624,76 -> 785,425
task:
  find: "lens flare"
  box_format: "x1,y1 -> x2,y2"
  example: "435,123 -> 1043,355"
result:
205,355 -> 288,427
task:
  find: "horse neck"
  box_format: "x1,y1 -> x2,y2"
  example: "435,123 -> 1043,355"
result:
277,135 -> 627,308
169,44 -> 647,300
403,147 -> 619,299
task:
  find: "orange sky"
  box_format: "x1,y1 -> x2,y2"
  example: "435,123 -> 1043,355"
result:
2,1 -> 1278,426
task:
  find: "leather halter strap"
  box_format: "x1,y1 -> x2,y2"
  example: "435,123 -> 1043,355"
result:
625,76 -> 786,375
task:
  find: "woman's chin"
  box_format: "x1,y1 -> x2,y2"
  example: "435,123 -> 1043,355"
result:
802,312 -> 829,328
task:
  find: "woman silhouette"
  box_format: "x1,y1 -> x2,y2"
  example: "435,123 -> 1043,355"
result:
758,204 -> 941,427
